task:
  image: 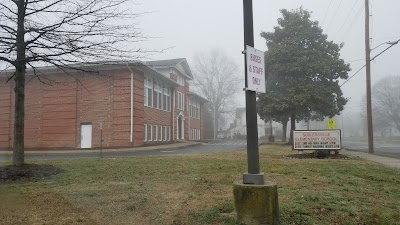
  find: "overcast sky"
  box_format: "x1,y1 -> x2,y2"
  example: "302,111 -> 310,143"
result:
136,0 -> 400,113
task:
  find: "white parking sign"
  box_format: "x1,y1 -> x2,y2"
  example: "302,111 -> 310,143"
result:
246,45 -> 266,93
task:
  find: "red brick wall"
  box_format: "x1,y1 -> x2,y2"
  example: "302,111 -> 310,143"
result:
41,76 -> 77,148
0,79 -> 13,148
0,65 -> 205,150
0,67 -> 145,150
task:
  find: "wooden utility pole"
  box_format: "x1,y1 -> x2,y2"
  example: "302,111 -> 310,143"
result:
365,0 -> 374,154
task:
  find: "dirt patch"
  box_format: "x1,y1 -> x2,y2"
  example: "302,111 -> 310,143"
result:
286,152 -> 350,159
0,164 -> 64,182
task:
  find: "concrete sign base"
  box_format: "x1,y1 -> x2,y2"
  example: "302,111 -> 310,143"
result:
233,180 -> 279,225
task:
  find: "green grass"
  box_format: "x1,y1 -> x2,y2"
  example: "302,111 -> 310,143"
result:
0,144 -> 399,225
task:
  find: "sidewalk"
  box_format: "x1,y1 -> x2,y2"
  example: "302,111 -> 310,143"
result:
341,149 -> 400,169
0,142 -> 202,155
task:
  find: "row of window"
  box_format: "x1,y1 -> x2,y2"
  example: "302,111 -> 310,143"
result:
189,99 -> 200,119
144,77 -> 171,111
144,124 -> 171,142
190,129 -> 201,140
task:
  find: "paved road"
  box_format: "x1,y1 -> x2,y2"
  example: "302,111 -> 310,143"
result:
0,140 -> 248,161
342,139 -> 400,158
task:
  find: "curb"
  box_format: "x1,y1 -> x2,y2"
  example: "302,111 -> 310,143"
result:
341,149 -> 400,169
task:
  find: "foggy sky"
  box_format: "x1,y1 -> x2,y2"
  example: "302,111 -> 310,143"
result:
136,0 -> 400,114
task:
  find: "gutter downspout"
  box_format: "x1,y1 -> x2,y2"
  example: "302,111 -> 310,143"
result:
126,63 -> 134,145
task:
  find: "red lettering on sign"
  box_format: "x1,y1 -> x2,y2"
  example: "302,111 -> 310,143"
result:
250,54 -> 261,64
252,77 -> 260,85
249,66 -> 263,75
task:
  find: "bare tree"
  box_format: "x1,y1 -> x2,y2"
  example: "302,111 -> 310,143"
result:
371,76 -> 400,133
0,0 -> 146,166
192,49 -> 240,139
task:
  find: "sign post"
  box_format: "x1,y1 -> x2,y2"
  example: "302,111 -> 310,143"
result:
233,3 -> 279,224
242,0 -> 264,185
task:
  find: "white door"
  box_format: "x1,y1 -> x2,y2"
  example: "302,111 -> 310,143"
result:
81,124 -> 92,148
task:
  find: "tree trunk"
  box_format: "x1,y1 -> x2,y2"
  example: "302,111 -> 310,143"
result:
268,120 -> 274,142
289,113 -> 296,144
13,0 -> 26,166
282,119 -> 288,142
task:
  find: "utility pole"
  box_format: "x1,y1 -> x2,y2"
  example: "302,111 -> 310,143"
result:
365,0 -> 374,154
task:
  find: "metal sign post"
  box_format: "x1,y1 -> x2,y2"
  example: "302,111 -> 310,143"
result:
233,2 -> 279,224
242,0 -> 264,185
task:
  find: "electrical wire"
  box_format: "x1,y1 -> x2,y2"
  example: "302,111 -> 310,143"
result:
340,65 -> 366,87
326,0 -> 343,33
341,4 -> 365,42
336,0 -> 359,34
340,39 -> 400,87
321,0 -> 333,26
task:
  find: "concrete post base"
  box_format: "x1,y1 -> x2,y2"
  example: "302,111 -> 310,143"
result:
233,180 -> 279,225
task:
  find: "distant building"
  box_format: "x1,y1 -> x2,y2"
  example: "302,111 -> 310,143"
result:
228,108 -> 275,139
0,58 -> 206,150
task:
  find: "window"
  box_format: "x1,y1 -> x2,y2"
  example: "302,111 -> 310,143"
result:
144,77 -> 153,107
153,81 -> 163,110
163,87 -> 171,111
153,125 -> 157,141
177,91 -> 184,110
144,124 -> 147,141
147,124 -> 152,141
159,125 -> 162,141
190,129 -> 201,140
177,74 -> 185,86
190,129 -> 200,140
168,127 -> 171,141
190,99 -> 200,119
163,126 -> 167,141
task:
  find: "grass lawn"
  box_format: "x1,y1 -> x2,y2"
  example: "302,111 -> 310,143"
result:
0,144 -> 399,225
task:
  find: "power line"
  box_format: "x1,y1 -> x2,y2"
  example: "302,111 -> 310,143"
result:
340,65 -> 366,87
326,0 -> 343,33
340,39 -> 400,87
321,0 -> 333,26
341,3 -> 364,42
345,40 -> 398,63
336,0 -> 359,34
371,39 -> 400,61
347,58 -> 364,63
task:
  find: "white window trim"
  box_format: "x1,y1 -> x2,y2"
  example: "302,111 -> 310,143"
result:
177,92 -> 185,110
144,77 -> 153,107
149,124 -> 153,141
144,124 -> 147,142
154,125 -> 158,141
163,87 -> 171,112
159,125 -> 162,141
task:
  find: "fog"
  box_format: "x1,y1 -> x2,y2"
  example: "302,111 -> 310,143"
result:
135,0 -> 400,135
